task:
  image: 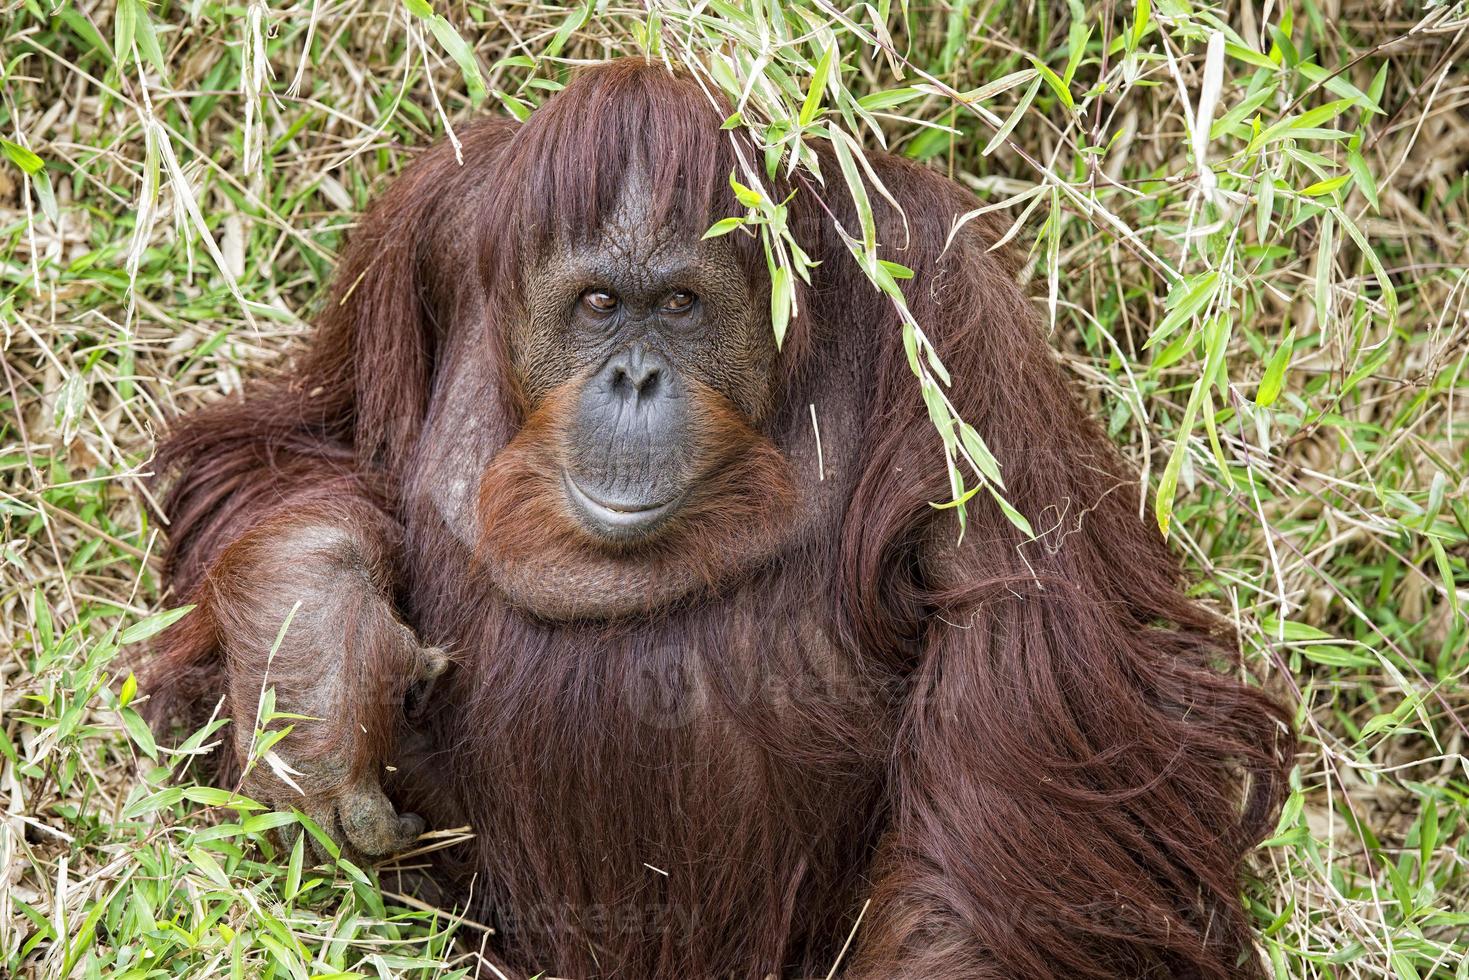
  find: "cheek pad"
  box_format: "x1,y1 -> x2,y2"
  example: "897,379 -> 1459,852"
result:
511,301 -> 593,404
665,308 -> 778,423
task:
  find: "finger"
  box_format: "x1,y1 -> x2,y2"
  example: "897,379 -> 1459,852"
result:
301,799 -> 347,865
272,815 -> 303,856
238,762 -> 329,862
419,644 -> 449,678
336,781 -> 425,857
405,645 -> 449,721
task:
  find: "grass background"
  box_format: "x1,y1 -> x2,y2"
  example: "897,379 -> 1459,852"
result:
2,0 -> 1468,977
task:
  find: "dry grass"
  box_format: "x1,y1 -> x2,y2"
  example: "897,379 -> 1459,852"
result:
2,1 -> 1467,977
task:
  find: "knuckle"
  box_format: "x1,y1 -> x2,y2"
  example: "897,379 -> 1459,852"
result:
337,788 -> 399,855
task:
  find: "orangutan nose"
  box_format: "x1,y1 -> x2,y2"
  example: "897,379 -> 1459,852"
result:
605,344 -> 665,405
564,343 -> 690,537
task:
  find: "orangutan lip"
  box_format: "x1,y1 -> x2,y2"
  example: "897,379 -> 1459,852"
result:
562,470 -> 676,529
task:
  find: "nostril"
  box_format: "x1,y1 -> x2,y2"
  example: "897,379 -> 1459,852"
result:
609,365 -> 660,400
602,347 -> 669,404
635,368 -> 660,399
610,366 -> 633,397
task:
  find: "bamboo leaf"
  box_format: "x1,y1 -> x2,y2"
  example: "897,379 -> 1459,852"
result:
1314,211 -> 1335,331
829,130 -> 876,251
702,216 -> 746,239
729,172 -> 765,208
799,42 -> 836,127
1247,98 -> 1356,153
119,707 -> 157,760
1224,42 -> 1277,70
1298,61 -> 1384,113
983,76 -> 1042,156
1145,271 -> 1220,350
1155,376 -> 1205,538
1302,173 -> 1351,197
1,138 -> 43,174
1029,57 -> 1075,111
543,0 -> 593,60
424,15 -> 489,105
1346,146 -> 1380,212
857,87 -> 924,111
119,605 -> 196,646
118,672 -> 137,708
770,264 -> 793,350
1334,205 -> 1398,328
1256,328 -> 1295,406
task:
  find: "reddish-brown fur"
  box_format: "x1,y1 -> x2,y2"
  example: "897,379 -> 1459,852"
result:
147,60 -> 1293,979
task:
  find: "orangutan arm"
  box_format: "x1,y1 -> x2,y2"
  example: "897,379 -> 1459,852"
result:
153,482 -> 445,862
848,544 -> 1289,980
143,122 -> 515,861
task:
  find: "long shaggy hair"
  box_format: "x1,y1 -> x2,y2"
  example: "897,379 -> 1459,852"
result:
148,59 -> 1293,979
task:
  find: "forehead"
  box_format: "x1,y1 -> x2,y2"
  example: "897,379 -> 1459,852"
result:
527,194 -> 745,304
570,220 -> 698,290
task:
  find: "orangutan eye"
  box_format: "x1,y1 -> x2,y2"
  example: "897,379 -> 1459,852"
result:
582,290 -> 619,315
662,290 -> 696,315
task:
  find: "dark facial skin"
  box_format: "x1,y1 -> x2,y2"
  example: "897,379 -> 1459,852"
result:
512,204 -> 778,543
